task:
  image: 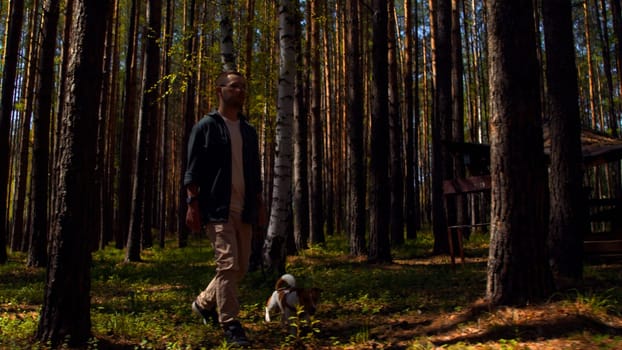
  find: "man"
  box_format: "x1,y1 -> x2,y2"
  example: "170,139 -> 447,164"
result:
185,70 -> 264,347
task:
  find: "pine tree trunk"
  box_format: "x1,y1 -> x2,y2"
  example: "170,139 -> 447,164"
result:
36,0 -> 108,345
12,2 -> 39,253
346,0 -> 366,256
369,0 -> 391,263
178,0 -> 196,248
292,5 -> 309,252
543,0 -> 586,284
583,1 -> 599,129
0,0 -> 25,264
126,0 -> 161,262
450,0 -> 468,240
388,1 -> 404,246
432,0 -> 451,255
404,0 -> 419,240
611,0 -> 622,124
29,0 -> 60,268
309,0 -> 325,244
118,0 -> 140,249
486,0 -> 554,306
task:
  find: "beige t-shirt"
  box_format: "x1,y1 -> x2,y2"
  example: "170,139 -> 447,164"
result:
223,116 -> 245,214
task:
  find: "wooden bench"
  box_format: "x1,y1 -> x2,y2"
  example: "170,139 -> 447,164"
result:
585,198 -> 622,258
443,175 -> 491,268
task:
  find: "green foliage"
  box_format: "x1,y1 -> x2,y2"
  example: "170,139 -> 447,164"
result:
1,233 -> 622,349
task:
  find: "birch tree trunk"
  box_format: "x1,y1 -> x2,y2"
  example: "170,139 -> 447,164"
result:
263,0 -> 297,274
220,0 -> 236,71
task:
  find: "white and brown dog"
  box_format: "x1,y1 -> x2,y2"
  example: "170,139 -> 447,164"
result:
264,274 -> 321,327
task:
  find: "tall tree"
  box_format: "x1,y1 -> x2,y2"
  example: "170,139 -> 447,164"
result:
117,0 -> 140,249
388,0 -> 405,246
29,0 -> 60,267
404,0 -> 419,240
595,0 -> 617,137
126,0 -> 162,262
582,1 -> 599,129
486,0 -> 554,306
263,0 -> 297,274
432,0 -> 452,254
309,0 -> 325,244
292,5 -> 309,252
543,0 -> 586,284
450,0 -> 467,236
346,0 -> 366,256
97,0 -> 121,249
178,0 -> 197,248
159,0 -> 174,247
368,0 -> 391,263
611,0 -> 622,119
36,0 -> 108,346
11,1 -> 40,253
0,0 -> 25,264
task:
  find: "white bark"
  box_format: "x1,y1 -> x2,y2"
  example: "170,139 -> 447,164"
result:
263,0 -> 296,272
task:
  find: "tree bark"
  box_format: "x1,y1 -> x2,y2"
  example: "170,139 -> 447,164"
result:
292,5 -> 309,252
263,0 -> 297,274
486,0 -> 554,306
29,0 -> 60,267
220,0 -> 236,71
404,0 -> 420,240
0,0 -> 25,264
432,0 -> 451,254
368,0 -> 391,263
178,0 -> 197,248
126,0 -> 162,262
543,0 -> 586,284
345,0 -> 366,256
118,0 -> 140,249
309,0 -> 325,244
36,0 -> 108,346
388,1 -> 404,246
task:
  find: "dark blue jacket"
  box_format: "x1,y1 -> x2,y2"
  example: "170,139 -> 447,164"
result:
184,111 -> 262,224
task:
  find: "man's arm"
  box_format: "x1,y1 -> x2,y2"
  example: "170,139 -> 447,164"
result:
185,183 -> 201,232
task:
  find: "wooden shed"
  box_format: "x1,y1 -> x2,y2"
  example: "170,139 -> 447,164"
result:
444,127 -> 622,260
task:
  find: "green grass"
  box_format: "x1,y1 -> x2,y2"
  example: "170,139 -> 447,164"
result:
1,231 -> 621,349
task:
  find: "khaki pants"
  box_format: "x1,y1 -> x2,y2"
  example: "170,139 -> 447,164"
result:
196,212 -> 252,324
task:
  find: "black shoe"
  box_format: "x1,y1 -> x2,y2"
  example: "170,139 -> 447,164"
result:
222,320 -> 251,347
192,301 -> 219,326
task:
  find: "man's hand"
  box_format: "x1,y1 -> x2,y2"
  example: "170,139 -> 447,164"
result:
186,202 -> 201,232
186,184 -> 201,232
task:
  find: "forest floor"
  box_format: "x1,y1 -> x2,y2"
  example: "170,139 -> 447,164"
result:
244,254 -> 622,350
2,233 -> 622,349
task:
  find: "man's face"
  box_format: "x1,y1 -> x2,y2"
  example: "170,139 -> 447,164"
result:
218,74 -> 246,108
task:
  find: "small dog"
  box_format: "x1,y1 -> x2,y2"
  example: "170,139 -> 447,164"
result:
264,274 -> 321,327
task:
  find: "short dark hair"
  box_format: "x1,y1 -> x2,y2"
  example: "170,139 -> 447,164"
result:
216,70 -> 244,87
